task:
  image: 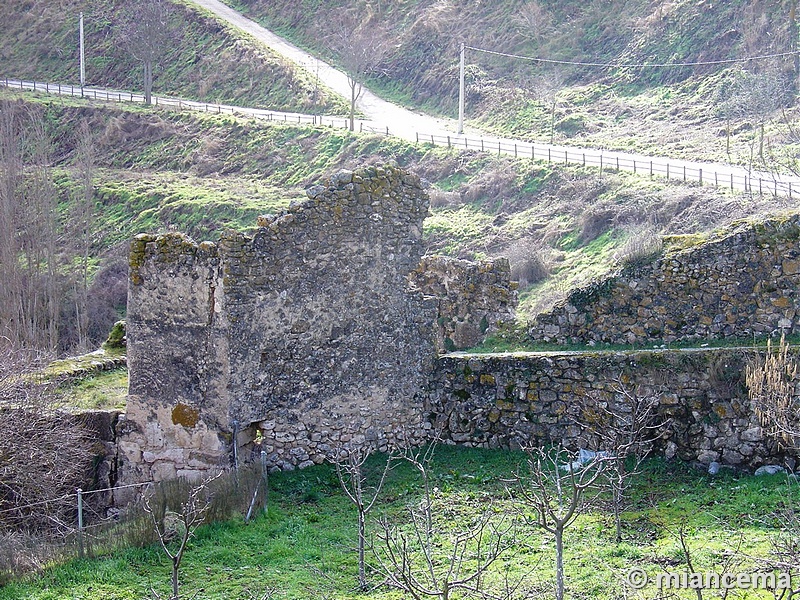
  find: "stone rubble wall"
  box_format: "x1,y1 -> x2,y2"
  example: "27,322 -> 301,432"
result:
120,164 -> 438,486
528,215 -> 800,345
410,256 -> 518,352
427,349 -> 789,469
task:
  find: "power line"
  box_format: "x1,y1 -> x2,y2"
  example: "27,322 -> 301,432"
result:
465,45 -> 800,70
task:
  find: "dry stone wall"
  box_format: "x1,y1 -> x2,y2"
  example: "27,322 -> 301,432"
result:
410,256 -> 518,352
528,215 -> 800,345
120,164 -> 437,486
427,349 -> 789,469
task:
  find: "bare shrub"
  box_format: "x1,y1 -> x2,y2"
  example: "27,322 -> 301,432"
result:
613,226 -> 663,270
503,238 -> 555,287
578,204 -> 617,243
0,351 -> 93,536
428,188 -> 462,208
461,162 -> 518,204
746,334 -> 799,450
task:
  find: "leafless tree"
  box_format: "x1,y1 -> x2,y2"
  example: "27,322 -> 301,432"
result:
516,446 -> 609,600
118,0 -> 176,105
722,67 -> 792,168
69,120 -> 96,352
514,1 -> 554,45
373,443 -> 522,600
324,9 -> 391,131
333,445 -> 394,590
0,100 -> 61,351
144,472 -> 223,600
533,70 -> 566,145
0,349 -> 92,536
590,380 -> 667,542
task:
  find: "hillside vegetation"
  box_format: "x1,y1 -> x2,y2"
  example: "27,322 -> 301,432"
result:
1,448 -> 797,599
0,0 -> 348,114
4,89 -> 792,353
228,0 -> 800,167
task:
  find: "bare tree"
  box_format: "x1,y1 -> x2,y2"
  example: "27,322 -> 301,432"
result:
0,100 -> 61,351
119,0 -> 175,105
334,445 -> 394,590
514,1 -> 554,46
590,380 -> 667,542
0,349 -> 92,536
70,120 -> 96,352
533,70 -> 565,145
324,9 -> 390,131
144,473 -> 222,600
373,443 -> 522,600
516,446 -> 609,600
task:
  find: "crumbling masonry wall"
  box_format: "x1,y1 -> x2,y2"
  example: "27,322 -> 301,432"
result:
427,349 -> 789,469
410,256 -> 518,352
528,215 -> 800,345
119,164 -> 437,485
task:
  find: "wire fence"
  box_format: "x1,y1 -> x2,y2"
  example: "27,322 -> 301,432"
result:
4,77 -> 800,198
415,132 -> 800,198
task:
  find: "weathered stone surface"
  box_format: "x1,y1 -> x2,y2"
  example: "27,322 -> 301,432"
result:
529,215 -> 800,345
120,164 -> 438,484
410,256 -> 517,352
425,348 -> 793,469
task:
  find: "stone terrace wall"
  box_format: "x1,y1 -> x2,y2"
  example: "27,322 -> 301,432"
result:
410,256 -> 518,352
528,215 -> 800,345
427,349 -> 788,469
120,164 -> 437,486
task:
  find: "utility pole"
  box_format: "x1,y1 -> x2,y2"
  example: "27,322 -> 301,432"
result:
458,42 -> 465,135
79,12 -> 85,90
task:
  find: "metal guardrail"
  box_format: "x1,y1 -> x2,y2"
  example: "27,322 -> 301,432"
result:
5,77 -> 799,197
1,78 -> 390,136
415,132 -> 800,198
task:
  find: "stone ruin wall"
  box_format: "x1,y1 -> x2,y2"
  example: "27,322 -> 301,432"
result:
427,349 -> 790,470
410,256 -> 518,352
528,215 -> 800,345
118,167 -> 800,489
119,164 -> 444,485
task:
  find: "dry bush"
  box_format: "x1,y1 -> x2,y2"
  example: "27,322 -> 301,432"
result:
746,334 -> 799,450
578,204 -> 618,243
428,188 -> 462,208
503,238 -> 557,287
613,226 -> 663,270
85,464 -> 265,556
461,162 -> 518,204
0,351 -> 93,536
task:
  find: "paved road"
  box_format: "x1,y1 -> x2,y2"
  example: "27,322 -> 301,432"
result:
188,0 -> 454,142
186,0 -> 800,197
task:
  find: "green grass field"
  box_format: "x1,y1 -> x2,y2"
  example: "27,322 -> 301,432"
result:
2,447 -> 796,599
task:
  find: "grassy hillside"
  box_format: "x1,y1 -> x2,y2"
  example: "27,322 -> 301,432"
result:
0,0 -> 348,114
5,88 -> 792,346
227,0 -> 800,167
1,447 -> 797,599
